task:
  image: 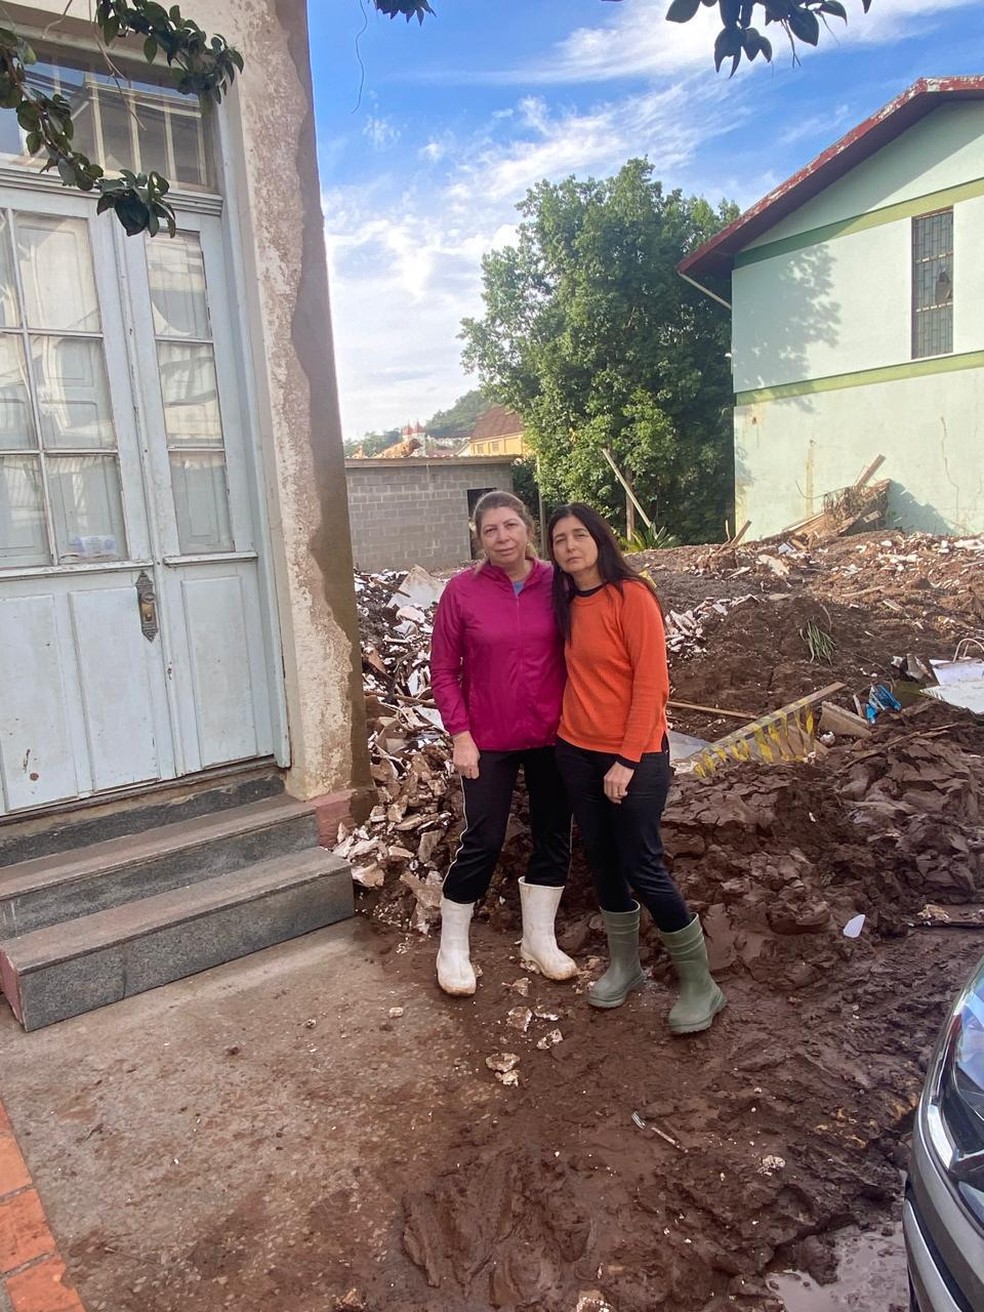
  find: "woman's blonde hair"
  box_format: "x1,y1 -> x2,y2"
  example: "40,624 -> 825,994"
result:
471,490 -> 538,560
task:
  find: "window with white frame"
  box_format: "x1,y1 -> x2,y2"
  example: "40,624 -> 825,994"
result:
0,54 -> 212,192
912,210 -> 953,359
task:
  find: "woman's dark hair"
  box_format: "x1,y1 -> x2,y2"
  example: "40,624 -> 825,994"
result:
546,502 -> 642,642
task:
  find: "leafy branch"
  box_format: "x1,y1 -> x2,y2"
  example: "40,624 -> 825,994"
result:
371,1 -> 435,23
0,0 -> 243,237
665,0 -> 874,75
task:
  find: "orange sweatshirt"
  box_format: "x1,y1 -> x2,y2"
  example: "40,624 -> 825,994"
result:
558,579 -> 669,763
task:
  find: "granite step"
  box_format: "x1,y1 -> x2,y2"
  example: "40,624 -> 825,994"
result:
0,795 -> 319,939
0,768 -> 285,869
0,848 -> 354,1031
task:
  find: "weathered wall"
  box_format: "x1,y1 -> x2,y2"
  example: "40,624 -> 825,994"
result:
188,0 -> 371,801
345,459 -> 515,571
730,101 -> 984,538
735,370 -> 984,537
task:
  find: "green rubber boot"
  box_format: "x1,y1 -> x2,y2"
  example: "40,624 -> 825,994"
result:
659,916 -> 726,1035
588,904 -> 647,1009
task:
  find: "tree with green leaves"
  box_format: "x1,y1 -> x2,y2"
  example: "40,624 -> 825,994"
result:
460,159 -> 738,543
426,388 -> 490,442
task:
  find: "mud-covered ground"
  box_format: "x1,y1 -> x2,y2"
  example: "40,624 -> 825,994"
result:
347,529 -> 984,1311
6,531 -> 981,1312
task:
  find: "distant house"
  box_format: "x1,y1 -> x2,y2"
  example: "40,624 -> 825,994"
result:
458,406 -> 527,458
681,77 -> 984,537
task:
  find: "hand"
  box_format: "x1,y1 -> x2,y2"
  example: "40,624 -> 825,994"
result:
603,762 -> 635,805
452,732 -> 480,779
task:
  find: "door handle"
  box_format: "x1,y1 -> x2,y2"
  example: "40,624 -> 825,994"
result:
135,571 -> 159,642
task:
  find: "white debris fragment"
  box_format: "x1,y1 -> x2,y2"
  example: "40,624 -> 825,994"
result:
533,1006 -> 560,1021
842,913 -> 866,939
757,1155 -> 786,1175
388,1006 -> 405,1019
351,864 -> 385,889
485,1052 -> 520,1074
507,1006 -> 533,1033
574,1293 -> 614,1312
536,1029 -> 563,1050
506,977 -> 531,996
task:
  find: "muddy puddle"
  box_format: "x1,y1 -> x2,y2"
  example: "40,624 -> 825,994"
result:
769,1222 -> 907,1311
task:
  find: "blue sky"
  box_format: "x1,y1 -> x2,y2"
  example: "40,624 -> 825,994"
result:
309,0 -> 980,441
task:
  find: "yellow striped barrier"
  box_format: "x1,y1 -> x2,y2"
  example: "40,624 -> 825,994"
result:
688,682 -> 845,779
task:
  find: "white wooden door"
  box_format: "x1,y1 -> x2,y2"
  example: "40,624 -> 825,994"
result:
121,214 -> 274,776
0,192 -> 275,817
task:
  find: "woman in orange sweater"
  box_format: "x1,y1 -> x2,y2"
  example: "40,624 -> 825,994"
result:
547,502 -> 725,1035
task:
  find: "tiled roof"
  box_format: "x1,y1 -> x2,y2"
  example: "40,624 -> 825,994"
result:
470,405 -> 524,441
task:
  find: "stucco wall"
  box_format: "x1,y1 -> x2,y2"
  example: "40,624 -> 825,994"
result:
736,369 -> 984,537
199,0 -> 370,801
730,99 -> 984,538
733,195 -> 984,392
744,102 -> 984,247
346,459 -> 515,572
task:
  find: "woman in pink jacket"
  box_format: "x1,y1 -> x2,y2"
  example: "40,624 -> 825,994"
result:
430,490 -> 575,996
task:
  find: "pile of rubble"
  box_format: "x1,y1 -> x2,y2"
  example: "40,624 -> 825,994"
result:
338,568 -> 458,930
340,538 -> 984,964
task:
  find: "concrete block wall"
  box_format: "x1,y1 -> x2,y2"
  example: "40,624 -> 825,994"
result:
344,458 -> 515,571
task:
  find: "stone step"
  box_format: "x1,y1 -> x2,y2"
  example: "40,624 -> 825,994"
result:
0,848 -> 354,1031
0,796 -> 319,938
0,768 -> 285,869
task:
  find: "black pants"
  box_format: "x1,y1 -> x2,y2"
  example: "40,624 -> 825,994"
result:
555,738 -> 692,933
442,747 -> 572,905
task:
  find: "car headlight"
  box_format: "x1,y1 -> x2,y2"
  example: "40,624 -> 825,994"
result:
924,953 -> 984,1224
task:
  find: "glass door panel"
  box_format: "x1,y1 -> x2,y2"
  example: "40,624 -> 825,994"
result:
31,336 -> 116,448
17,215 -> 102,332
0,336 -> 34,447
0,456 -> 47,565
0,211 -> 128,567
147,233 -> 233,554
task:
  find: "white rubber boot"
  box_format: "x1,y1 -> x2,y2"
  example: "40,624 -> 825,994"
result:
436,896 -> 476,996
519,879 -> 578,981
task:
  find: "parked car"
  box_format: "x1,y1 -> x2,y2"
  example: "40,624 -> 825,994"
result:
905,950 -> 984,1312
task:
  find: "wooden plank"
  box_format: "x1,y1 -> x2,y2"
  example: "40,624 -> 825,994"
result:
712,519 -> 751,554
601,448 -> 652,529
853,454 -> 886,488
669,698 -> 755,722
818,701 -> 871,739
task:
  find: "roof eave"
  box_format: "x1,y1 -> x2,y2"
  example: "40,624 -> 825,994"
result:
679,76 -> 984,286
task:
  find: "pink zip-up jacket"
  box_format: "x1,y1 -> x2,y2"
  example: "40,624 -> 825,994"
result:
430,559 -> 566,751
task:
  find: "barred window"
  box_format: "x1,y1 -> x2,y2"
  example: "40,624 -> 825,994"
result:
912,210 -> 953,359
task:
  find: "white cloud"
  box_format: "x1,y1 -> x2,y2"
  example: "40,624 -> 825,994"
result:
532,0 -> 722,82
440,0 -> 981,86
419,138 -> 446,162
324,77 -> 745,438
363,114 -> 400,148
